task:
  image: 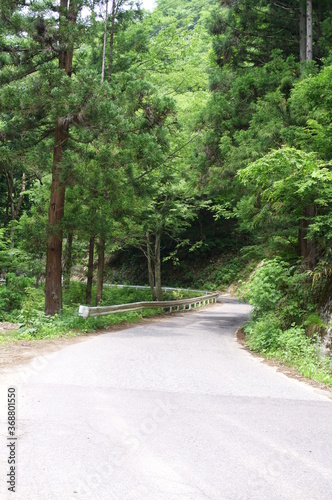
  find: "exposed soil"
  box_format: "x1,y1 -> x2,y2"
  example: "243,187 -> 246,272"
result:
0,322 -> 137,372
236,327 -> 332,397
0,322 -> 19,335
0,333 -> 96,371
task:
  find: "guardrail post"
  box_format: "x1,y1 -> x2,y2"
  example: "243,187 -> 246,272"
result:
78,306 -> 90,319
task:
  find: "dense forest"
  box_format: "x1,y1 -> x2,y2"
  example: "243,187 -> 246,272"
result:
1,0 -> 332,383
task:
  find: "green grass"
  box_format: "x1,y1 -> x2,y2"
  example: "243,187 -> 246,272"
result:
0,282 -> 200,342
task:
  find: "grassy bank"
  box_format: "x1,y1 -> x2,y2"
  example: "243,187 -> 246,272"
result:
0,282 -> 198,342
239,259 -> 332,386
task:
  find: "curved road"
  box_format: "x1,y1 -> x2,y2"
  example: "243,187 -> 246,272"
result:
1,298 -> 332,499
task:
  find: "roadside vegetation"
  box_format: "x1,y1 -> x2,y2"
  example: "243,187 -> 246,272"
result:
240,260 -> 332,386
0,282 -> 199,342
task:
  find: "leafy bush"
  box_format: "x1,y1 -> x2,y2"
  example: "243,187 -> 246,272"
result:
276,326 -> 315,360
241,258 -> 332,385
0,274 -> 35,318
244,313 -> 282,353
241,258 -> 315,325
241,260 -> 286,318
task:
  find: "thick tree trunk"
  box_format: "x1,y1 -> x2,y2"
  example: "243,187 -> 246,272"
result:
45,123 -> 68,315
155,233 -> 162,301
63,232 -> 73,289
96,237 -> 105,305
45,0 -> 77,315
306,0 -> 313,61
86,236 -> 95,305
299,2 -> 306,61
146,232 -> 157,301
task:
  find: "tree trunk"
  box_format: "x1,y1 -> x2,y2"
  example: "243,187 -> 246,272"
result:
108,0 -> 116,80
155,233 -> 162,301
45,124 -> 68,315
96,237 -> 105,305
306,0 -> 313,61
5,190 -> 10,228
297,223 -> 307,262
45,0 -> 77,315
63,232 -> 73,289
5,170 -> 26,249
299,2 -> 306,61
315,7 -> 322,59
305,204 -> 316,270
101,1 -> 108,83
86,236 -> 95,305
297,204 -> 316,269
146,232 -> 157,301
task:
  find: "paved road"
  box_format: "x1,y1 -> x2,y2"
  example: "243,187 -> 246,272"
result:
1,298 -> 332,499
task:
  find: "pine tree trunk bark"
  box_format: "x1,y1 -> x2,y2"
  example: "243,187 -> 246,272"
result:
45,0 -> 77,315
306,0 -> 313,61
155,233 -> 162,301
299,2 -> 306,61
146,232 -> 157,301
45,124 -> 68,315
96,237 -> 105,305
63,232 -> 73,289
86,236 -> 95,305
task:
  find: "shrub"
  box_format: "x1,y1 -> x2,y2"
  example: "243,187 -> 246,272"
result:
0,274 -> 35,318
241,258 -> 332,385
244,313 -> 282,353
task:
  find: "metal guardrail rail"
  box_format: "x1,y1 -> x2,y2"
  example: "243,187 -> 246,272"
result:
78,290 -> 219,319
104,284 -> 211,295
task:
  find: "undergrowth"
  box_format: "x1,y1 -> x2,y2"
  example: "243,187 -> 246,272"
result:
0,281 -> 199,342
240,259 -> 332,386
164,253 -> 256,291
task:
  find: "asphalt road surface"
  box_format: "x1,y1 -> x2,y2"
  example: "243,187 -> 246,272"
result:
1,298 -> 332,500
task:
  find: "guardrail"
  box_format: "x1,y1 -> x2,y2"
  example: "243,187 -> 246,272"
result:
104,284 -> 211,295
78,291 -> 219,319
